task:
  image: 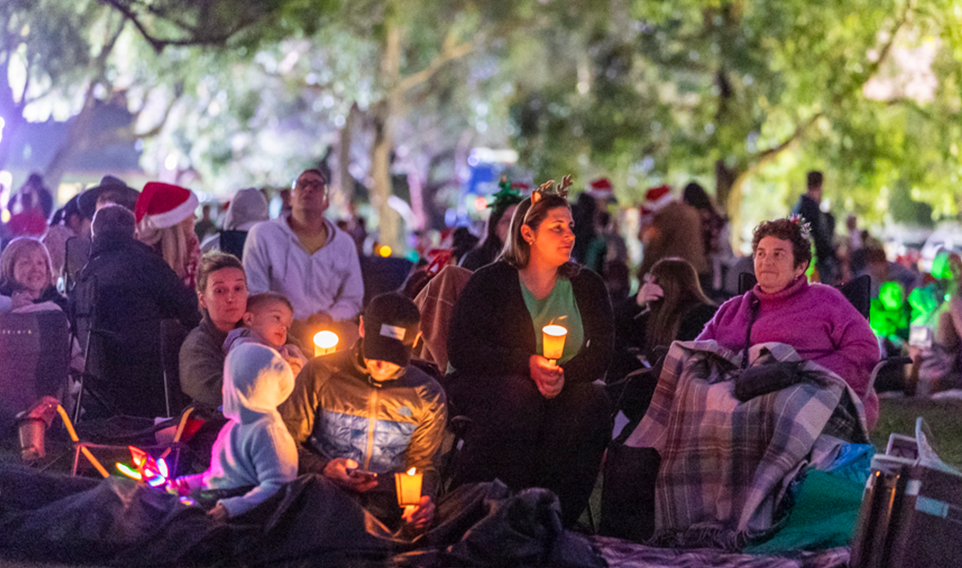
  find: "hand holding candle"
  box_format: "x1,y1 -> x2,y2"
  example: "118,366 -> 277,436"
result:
313,330 -> 339,357
542,324 -> 567,365
395,467 -> 423,519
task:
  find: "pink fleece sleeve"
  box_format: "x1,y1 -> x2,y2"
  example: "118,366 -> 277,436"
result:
813,303 -> 880,397
810,300 -> 880,428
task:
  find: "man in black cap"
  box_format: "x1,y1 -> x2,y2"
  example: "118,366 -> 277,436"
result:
279,292 -> 447,531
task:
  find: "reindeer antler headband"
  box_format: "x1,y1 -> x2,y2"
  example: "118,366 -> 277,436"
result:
531,174 -> 573,204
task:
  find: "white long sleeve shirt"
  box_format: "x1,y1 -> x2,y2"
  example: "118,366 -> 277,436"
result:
243,216 -> 364,321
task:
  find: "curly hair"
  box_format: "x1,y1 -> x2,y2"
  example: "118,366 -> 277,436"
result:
751,218 -> 812,269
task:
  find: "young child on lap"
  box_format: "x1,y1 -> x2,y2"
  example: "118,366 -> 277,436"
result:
223,292 -> 308,376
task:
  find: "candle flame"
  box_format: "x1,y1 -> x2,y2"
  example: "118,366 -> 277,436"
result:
313,330 -> 339,349
407,467 -> 417,475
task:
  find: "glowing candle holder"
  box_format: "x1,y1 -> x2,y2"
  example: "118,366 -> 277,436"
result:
395,467 -> 423,509
542,325 -> 567,365
313,330 -> 339,357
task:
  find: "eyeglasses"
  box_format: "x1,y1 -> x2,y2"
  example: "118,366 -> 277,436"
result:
293,179 -> 326,193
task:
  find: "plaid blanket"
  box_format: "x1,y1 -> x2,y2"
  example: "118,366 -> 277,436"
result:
623,340 -> 868,550
592,536 -> 850,568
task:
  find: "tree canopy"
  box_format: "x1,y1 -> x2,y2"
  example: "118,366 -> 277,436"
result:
5,0 -> 962,248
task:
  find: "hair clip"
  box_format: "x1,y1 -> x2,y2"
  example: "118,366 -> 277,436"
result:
787,213 -> 812,240
532,174 -> 573,204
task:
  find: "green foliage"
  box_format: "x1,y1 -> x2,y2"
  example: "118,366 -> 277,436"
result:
8,0 -> 962,243
509,0 -> 962,236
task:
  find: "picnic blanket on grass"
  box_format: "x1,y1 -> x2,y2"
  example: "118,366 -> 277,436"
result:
592,535 -> 850,568
0,466 -> 602,568
624,340 -> 868,550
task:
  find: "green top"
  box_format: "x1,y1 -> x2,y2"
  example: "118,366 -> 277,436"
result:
520,275 -> 584,364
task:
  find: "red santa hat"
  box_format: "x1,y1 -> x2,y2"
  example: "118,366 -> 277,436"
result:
640,184 -> 673,217
586,177 -> 614,199
134,182 -> 199,231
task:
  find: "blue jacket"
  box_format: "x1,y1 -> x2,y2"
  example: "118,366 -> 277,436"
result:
278,341 -> 447,497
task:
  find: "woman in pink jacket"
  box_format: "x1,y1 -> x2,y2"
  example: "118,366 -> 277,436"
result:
697,217 -> 881,428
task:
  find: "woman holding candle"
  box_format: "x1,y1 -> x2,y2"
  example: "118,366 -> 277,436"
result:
447,178 -> 614,527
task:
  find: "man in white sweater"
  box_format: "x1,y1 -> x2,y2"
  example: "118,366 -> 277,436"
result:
243,169 -> 364,347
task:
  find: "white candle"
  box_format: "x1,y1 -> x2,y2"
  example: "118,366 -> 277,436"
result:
313,330 -> 339,357
542,325 -> 567,364
395,467 -> 423,507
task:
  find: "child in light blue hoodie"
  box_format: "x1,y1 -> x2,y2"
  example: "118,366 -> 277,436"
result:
175,343 -> 297,520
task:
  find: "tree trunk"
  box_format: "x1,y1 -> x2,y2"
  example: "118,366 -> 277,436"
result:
406,153 -> 428,231
715,159 -> 746,251
0,60 -> 26,173
335,103 -> 357,210
370,12 -> 402,252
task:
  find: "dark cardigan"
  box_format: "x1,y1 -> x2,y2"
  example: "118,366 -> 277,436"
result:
447,261 -> 614,384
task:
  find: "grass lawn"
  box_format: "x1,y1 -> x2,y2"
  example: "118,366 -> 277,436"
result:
873,396 -> 962,468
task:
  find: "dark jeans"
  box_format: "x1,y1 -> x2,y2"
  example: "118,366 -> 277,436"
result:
448,373 -> 612,527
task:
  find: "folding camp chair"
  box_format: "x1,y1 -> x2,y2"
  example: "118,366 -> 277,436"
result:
17,396 -> 197,480
0,311 -> 71,433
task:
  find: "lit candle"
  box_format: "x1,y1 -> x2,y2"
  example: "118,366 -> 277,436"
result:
395,467 -> 423,508
313,330 -> 339,357
542,325 -> 567,364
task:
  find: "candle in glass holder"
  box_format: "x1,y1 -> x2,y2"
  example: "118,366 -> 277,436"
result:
395,467 -> 423,507
313,330 -> 339,357
542,325 -> 567,364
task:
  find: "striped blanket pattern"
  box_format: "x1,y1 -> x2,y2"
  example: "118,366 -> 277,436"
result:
624,340 -> 868,550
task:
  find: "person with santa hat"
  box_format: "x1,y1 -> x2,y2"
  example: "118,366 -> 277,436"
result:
135,182 -> 202,289
637,184 -> 707,279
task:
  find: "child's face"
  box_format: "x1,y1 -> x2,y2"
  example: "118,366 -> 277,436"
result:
244,301 -> 294,348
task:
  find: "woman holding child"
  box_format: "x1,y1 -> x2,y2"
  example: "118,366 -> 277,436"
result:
180,252 -> 249,406
181,252 -> 306,407
447,177 -> 614,528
